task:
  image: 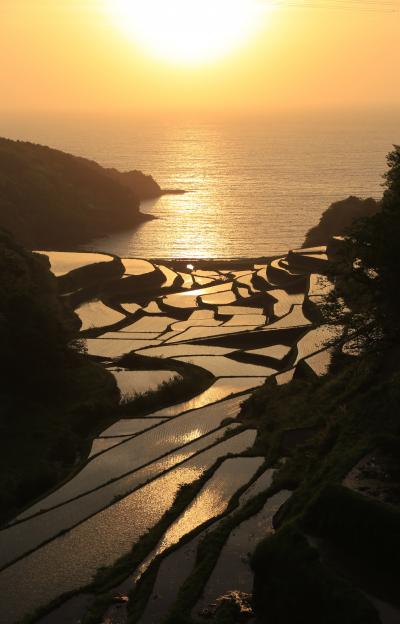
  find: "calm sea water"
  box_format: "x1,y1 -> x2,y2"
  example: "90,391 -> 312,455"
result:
1,110 -> 399,258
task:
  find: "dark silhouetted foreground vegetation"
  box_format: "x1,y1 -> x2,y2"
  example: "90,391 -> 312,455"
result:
0,229 -> 119,522
246,148 -> 400,623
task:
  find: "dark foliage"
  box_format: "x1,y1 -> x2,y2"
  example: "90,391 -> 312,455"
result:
303,484 -> 400,576
322,145 -> 400,350
252,526 -> 380,624
0,228 -> 78,394
0,229 -> 118,520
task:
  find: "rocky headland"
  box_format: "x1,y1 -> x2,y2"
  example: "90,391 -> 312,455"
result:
0,138 -> 183,249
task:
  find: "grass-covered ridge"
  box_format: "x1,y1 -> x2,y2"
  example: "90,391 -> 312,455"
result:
241,348 -> 400,623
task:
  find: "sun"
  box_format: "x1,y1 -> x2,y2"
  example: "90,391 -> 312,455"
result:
106,0 -> 267,65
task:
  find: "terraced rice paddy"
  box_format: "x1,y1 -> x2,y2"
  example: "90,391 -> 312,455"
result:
268,304 -> 311,329
89,436 -> 130,458
303,252 -> 329,262
10,394 -> 251,521
120,302 -> 142,315
163,293 -> 199,309
292,246 -> 328,255
275,367 -> 296,385
269,289 -> 304,318
294,324 -> 342,366
194,490 -> 292,618
178,272 -> 194,288
1,425 -> 244,571
235,273 -> 258,292
35,251 -> 113,276
218,305 -> 264,316
193,270 -> 224,280
109,368 -> 181,397
101,331 -> 161,339
139,468 -> 277,624
77,301 -> 126,330
150,377 -> 267,418
156,264 -> 178,287
0,424 -> 244,567
176,355 -> 277,378
85,338 -> 161,358
224,314 -> 265,326
303,348 -> 333,376
164,325 -> 252,343
248,344 -> 292,360
0,431 -> 256,624
122,258 -> 155,275
135,344 -> 233,358
189,309 -> 216,319
2,245 -> 345,623
169,318 -> 223,332
201,290 -> 237,305
237,286 -> 251,298
134,457 -> 265,583
120,316 -> 177,333
100,418 -> 167,437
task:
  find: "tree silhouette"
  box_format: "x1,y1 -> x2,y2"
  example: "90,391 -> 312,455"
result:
324,145 -> 400,350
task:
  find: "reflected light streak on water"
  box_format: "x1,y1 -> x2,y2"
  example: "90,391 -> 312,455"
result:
2,111 -> 399,258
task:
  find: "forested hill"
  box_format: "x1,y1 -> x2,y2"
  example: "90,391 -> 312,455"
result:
0,228 -> 118,518
303,195 -> 380,247
0,137 -> 162,248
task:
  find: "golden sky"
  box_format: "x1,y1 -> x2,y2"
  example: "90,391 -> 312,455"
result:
1,0 -> 399,116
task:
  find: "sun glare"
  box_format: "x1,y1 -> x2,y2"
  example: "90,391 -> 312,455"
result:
106,0 -> 267,65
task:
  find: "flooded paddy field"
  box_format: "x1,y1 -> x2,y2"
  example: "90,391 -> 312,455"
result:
1,245 -> 344,623
139,468 -> 277,624
0,431 -> 257,624
194,489 -> 292,619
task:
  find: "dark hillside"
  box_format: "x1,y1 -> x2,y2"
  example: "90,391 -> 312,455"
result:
105,167 -> 162,199
249,148 -> 400,624
0,138 -> 159,248
0,229 -> 119,520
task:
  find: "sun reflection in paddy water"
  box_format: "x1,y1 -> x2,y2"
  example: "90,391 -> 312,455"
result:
132,456 -> 263,584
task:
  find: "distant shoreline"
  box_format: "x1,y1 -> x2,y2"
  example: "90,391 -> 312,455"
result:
36,247 -> 287,268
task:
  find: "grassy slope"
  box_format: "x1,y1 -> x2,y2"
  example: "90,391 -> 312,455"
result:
245,349 -> 400,623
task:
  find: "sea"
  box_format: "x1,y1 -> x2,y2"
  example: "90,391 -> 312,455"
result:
1,109 -> 399,259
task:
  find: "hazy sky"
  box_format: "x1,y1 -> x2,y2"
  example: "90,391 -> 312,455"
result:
1,0 -> 399,116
